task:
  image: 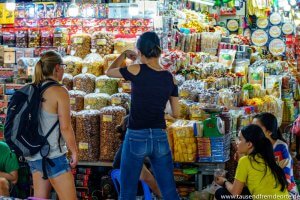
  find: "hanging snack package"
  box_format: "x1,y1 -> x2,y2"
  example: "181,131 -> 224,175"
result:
28,29 -> 41,48
62,73 -> 73,91
40,28 -> 53,47
99,106 -> 126,161
218,49 -> 236,69
69,90 -> 86,112
82,50 -> 104,76
73,73 -> 96,94
63,55 -> 83,76
53,27 -> 68,48
3,31 -> 16,47
84,93 -> 111,110
71,33 -> 91,59
45,2 -> 56,18
91,32 -> 114,57
75,109 -> 101,161
234,60 -> 250,84
95,75 -> 119,95
248,66 -> 264,87
265,75 -> 282,98
111,93 -> 130,112
16,29 -> 28,48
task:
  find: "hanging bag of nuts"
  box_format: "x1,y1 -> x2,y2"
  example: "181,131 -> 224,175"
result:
91,31 -> 114,57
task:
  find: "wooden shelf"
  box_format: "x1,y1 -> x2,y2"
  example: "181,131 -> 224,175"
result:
78,161 -> 113,167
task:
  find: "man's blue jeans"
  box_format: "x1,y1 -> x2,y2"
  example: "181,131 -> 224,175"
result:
120,128 -> 179,200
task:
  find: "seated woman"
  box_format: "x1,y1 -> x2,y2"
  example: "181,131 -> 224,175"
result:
215,124 -> 289,200
253,112 -> 299,198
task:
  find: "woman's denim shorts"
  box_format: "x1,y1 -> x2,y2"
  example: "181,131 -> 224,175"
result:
27,154 -> 71,179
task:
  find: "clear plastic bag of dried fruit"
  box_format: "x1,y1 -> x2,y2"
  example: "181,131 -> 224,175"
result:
75,109 -> 101,161
53,27 -> 68,48
69,89 -> 86,112
82,50 -> 104,76
84,93 -> 111,110
62,73 -> 73,90
71,33 -> 91,59
73,73 -> 96,94
91,32 -> 114,57
63,55 -> 83,76
95,75 -> 119,95
99,106 -> 126,161
110,93 -> 130,113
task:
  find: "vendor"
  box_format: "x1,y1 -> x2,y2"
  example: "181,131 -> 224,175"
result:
0,141 -> 19,196
214,124 -> 289,200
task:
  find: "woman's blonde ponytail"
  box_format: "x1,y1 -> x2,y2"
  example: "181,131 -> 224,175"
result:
32,50 -> 63,85
33,60 -> 44,85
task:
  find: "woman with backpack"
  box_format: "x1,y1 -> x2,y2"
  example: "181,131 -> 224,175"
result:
106,31 -> 180,200
215,124 -> 289,200
26,50 -> 77,199
253,112 -> 299,198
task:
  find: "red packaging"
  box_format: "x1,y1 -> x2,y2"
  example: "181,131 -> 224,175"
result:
25,19 -> 38,27
77,168 -> 92,175
76,174 -> 89,180
61,18 -> 72,26
96,19 -> 107,27
111,19 -> 120,27
131,19 -> 144,27
82,19 -> 96,27
38,19 -> 51,27
119,27 -> 132,35
106,19 -> 114,27
120,19 -> 130,27
14,19 -> 26,27
75,180 -> 89,187
73,19 -> 83,27
3,29 -> 16,47
51,18 -> 61,27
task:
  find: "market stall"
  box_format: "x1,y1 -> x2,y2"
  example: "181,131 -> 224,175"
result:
0,0 -> 300,199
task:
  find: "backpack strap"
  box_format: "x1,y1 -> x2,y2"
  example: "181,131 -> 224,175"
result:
40,120 -> 59,180
40,80 -> 63,96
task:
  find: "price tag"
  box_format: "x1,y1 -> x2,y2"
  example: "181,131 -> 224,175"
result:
79,142 -> 89,150
97,80 -> 105,87
112,97 -> 121,104
103,115 -> 113,122
97,39 -> 107,45
122,82 -> 131,90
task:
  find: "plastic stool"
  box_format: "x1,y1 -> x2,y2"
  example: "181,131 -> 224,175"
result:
111,169 -> 152,200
